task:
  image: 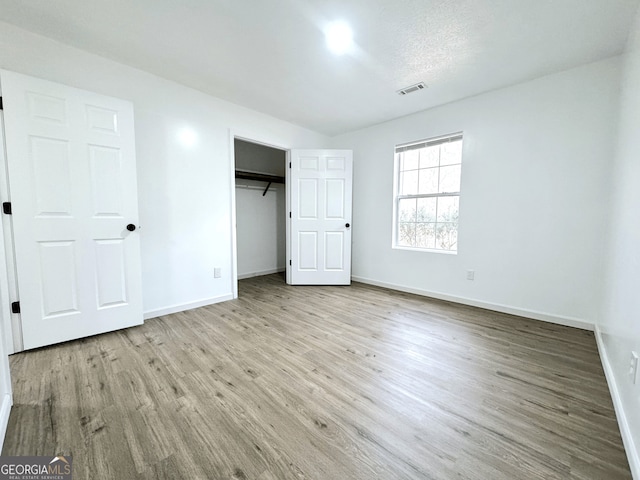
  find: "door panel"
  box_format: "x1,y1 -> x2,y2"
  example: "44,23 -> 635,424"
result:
39,240 -> 79,317
89,145 -> 124,216
326,179 -> 345,218
31,137 -> 72,215
297,180 -> 317,218
94,239 -> 128,308
1,69 -> 143,350
289,149 -> 352,285
324,232 -> 344,270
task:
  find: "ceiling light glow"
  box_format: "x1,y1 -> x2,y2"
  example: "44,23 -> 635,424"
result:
325,21 -> 353,55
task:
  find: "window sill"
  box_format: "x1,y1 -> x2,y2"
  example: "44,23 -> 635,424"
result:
392,245 -> 457,255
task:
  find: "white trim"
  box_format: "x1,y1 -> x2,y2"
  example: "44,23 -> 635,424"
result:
285,150 -> 291,285
0,112 -> 13,447
351,275 -> 593,331
392,245 -> 457,255
396,131 -> 464,151
229,130 -> 239,299
238,267 -> 285,280
0,392 -> 11,452
595,325 -> 640,480
143,294 -> 233,320
0,113 -> 21,354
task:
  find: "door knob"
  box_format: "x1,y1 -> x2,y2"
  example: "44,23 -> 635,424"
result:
126,224 -> 137,232
345,223 -> 350,228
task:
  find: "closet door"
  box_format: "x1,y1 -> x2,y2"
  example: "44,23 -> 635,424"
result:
288,149 -> 352,285
1,69 -> 143,350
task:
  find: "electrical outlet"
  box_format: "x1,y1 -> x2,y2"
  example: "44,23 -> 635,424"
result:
466,270 -> 475,281
630,352 -> 639,384
214,267 -> 221,278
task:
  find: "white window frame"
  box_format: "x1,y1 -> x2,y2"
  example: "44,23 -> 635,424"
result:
392,132 -> 463,253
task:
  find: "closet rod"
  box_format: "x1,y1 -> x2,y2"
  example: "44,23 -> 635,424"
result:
235,170 -> 285,184
235,170 -> 285,196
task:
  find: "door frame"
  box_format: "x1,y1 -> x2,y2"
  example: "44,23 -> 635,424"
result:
0,110 -> 21,354
228,130 -> 291,298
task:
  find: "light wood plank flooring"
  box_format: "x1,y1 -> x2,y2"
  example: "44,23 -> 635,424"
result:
2,274 -> 632,479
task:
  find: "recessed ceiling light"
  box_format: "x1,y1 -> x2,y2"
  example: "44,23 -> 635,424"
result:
324,21 -> 353,55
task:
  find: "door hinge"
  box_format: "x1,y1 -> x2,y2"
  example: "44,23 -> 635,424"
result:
289,211 -> 291,218
289,260 -> 292,266
2,202 -> 11,215
289,162 -> 291,168
11,301 -> 20,314
0,97 -> 3,110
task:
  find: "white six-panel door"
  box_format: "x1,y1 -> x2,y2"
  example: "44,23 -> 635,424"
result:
289,149 -> 352,285
1,70 -> 143,350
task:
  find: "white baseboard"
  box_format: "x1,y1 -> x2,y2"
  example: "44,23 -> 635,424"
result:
143,294 -> 234,320
0,392 -> 12,453
595,326 -> 640,479
351,275 -> 593,331
238,267 -> 285,280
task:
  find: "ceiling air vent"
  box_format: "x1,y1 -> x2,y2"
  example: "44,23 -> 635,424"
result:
397,82 -> 427,96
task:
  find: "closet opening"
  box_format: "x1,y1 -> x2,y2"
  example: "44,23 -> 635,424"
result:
233,138 -> 288,293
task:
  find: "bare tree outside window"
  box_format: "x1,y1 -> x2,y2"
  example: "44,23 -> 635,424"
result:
395,134 -> 463,252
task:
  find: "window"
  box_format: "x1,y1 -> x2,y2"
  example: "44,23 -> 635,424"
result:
394,133 -> 463,252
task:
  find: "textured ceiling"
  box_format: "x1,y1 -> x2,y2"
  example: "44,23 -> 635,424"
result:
0,0 -> 638,135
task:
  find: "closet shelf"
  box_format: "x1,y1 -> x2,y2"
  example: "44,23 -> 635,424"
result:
235,170 -> 285,184
235,170 -> 285,196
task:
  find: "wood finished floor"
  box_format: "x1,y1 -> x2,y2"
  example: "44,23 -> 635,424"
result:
2,274 -> 631,479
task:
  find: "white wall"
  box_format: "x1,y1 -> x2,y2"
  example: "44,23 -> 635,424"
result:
599,7 -> 640,477
235,181 -> 286,279
331,57 -> 622,328
0,21 -> 328,319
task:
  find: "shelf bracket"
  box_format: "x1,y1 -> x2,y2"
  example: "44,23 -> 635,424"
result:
262,182 -> 272,196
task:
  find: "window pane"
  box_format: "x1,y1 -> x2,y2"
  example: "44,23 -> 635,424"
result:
401,149 -> 420,171
439,164 -> 461,193
416,223 -> 436,249
436,223 -> 458,251
417,197 -> 436,222
400,170 -> 419,195
398,223 -> 416,247
437,196 -> 459,222
418,167 -> 438,194
440,140 -> 462,166
420,146 -> 439,168
398,198 -> 417,222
